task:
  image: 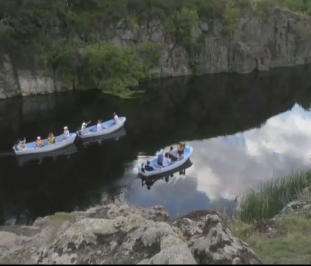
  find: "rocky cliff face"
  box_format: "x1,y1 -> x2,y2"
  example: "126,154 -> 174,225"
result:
1,6 -> 311,99
134,6 -> 311,77
0,204 -> 263,264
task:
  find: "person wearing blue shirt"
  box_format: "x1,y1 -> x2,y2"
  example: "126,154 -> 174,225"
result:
145,161 -> 154,171
157,149 -> 164,166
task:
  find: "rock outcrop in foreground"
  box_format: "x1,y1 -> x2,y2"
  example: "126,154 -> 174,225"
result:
251,198 -> 311,237
0,204 -> 262,264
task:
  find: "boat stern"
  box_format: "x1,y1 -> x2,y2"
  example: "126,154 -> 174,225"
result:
69,133 -> 78,143
76,129 -> 82,137
137,163 -> 150,177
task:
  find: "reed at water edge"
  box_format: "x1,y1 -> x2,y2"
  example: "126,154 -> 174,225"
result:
236,170 -> 311,223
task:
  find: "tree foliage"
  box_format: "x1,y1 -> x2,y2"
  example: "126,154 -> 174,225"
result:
1,0 -> 306,93
275,0 -> 311,15
84,42 -> 145,92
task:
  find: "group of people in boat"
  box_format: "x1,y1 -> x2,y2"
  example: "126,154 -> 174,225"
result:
80,112 -> 120,134
143,142 -> 186,172
15,112 -> 120,151
15,126 -> 71,151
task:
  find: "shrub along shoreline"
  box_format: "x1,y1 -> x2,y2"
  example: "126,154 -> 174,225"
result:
230,169 -> 311,264
236,170 -> 311,223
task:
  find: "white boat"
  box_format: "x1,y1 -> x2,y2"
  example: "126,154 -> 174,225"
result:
77,117 -> 127,139
16,144 -> 78,166
137,146 -> 194,177
13,133 -> 77,156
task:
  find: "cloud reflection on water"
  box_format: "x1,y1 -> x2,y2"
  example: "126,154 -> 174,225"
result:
124,104 -> 311,217
191,104 -> 311,201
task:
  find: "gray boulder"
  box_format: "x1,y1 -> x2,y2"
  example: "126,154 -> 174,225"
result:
0,204 -> 263,264
173,210 -> 263,264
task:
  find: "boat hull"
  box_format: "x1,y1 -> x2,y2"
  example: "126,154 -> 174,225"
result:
139,158 -> 193,180
81,128 -> 127,146
13,133 -> 77,156
16,144 -> 78,166
137,146 -> 193,177
78,117 -> 126,139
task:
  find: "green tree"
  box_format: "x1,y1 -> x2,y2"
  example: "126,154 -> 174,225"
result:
84,42 -> 145,92
3,0 -> 310,95
137,42 -> 162,69
42,39 -> 81,90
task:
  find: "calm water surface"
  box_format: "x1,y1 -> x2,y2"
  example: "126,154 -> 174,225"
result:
1,66 -> 311,225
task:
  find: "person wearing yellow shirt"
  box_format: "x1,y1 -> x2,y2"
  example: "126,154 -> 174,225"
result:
48,133 -> 56,145
177,142 -> 185,157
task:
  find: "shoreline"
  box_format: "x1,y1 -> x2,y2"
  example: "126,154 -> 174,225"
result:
1,194 -> 310,264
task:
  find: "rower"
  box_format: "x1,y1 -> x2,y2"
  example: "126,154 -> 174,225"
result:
81,120 -> 91,133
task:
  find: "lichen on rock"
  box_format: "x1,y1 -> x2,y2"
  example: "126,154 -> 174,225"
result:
0,203 -> 263,264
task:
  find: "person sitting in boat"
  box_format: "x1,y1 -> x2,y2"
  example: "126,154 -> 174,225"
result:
162,152 -> 171,167
36,136 -> 43,148
97,119 -> 105,131
63,126 -> 70,138
113,112 -> 119,124
177,142 -> 185,158
81,121 -> 91,133
157,149 -> 164,166
48,133 -> 56,145
144,160 -> 154,171
168,146 -> 178,161
16,138 -> 26,150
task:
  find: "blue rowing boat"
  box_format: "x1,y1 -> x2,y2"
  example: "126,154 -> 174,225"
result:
13,133 -> 77,156
137,146 -> 194,177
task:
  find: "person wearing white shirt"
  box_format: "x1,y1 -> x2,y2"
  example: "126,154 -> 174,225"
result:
113,112 -> 119,124
63,126 -> 70,138
81,120 -> 91,134
162,152 -> 171,167
97,119 -> 105,131
16,137 -> 26,151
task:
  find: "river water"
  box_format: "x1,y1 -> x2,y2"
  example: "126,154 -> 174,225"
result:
1,66 -> 311,225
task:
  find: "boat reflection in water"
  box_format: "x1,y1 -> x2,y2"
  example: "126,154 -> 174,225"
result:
15,143 -> 78,167
79,127 -> 127,147
140,159 -> 193,190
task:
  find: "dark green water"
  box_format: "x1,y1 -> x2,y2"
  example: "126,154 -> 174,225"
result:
1,65 -> 311,225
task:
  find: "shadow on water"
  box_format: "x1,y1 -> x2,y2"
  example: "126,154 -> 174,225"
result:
1,65 -> 311,224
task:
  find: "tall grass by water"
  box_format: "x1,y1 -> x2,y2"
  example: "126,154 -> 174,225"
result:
237,170 -> 311,223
